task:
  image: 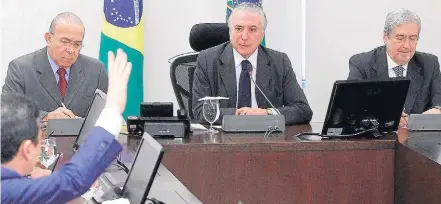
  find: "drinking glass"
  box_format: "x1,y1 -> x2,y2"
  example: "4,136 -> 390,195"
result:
203,99 -> 220,133
39,137 -> 58,168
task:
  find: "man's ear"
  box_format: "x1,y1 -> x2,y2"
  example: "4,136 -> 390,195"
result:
44,32 -> 51,46
20,140 -> 37,161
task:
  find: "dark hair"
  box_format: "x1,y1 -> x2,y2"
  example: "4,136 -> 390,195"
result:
1,93 -> 40,163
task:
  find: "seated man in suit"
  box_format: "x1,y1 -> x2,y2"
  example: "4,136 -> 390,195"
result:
348,8 -> 441,125
2,12 -> 108,120
1,49 -> 132,203
192,2 -> 312,125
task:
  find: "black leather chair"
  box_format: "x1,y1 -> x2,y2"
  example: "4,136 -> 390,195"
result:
170,23 -> 229,119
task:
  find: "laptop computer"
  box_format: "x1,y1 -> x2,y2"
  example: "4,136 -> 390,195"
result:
47,118 -> 85,137
72,89 -> 107,152
93,132 -> 165,203
321,79 -> 410,137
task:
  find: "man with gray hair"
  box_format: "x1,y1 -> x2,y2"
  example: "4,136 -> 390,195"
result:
348,8 -> 441,126
2,12 -> 108,120
192,2 -> 312,125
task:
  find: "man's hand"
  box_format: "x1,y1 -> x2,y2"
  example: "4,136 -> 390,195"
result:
422,108 -> 441,114
43,107 -> 76,120
400,112 -> 408,127
106,49 -> 132,114
30,167 -> 52,179
235,107 -> 268,115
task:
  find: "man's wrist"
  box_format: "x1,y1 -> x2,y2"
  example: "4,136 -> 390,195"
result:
266,108 -> 273,115
266,108 -> 279,115
432,106 -> 441,113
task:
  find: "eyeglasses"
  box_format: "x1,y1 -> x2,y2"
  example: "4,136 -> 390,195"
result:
50,33 -> 84,50
394,34 -> 419,44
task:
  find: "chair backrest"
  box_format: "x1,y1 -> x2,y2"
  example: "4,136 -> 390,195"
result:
189,23 -> 229,52
170,23 -> 229,119
170,54 -> 198,119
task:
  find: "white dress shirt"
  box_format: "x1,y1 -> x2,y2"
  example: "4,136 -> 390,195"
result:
387,53 -> 408,78
232,48 -> 279,115
94,106 -> 122,139
233,48 -> 258,108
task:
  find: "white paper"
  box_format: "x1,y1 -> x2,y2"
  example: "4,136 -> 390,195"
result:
191,123 -> 207,130
213,125 -> 222,129
102,198 -> 130,204
198,96 -> 229,101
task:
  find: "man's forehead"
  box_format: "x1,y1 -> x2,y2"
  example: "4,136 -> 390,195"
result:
232,12 -> 262,27
52,23 -> 84,39
392,23 -> 419,33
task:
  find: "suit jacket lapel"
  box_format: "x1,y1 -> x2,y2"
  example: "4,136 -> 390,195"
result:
255,46 -> 273,107
219,43 -> 237,107
63,62 -> 85,106
373,46 -> 390,79
35,47 -> 62,105
404,58 -> 423,113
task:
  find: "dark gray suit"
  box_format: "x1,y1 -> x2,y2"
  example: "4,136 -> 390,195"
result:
348,45 -> 441,114
192,42 -> 312,125
2,47 -> 108,118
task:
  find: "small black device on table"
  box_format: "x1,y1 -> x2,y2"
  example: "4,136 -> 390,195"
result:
127,102 -> 190,138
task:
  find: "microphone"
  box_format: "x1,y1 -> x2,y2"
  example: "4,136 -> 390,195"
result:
113,187 -> 123,195
247,67 -> 281,115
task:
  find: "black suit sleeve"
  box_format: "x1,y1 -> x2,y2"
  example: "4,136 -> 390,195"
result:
2,60 -> 49,119
98,62 -> 108,93
192,52 -> 235,124
348,55 -> 366,80
277,53 -> 313,125
430,56 -> 441,107
2,60 -> 25,94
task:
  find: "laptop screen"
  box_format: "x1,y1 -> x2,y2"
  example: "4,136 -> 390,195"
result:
122,132 -> 164,203
74,89 -> 107,149
322,79 -> 410,136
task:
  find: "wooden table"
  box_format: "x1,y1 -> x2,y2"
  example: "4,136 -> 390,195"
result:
154,124 -> 441,204
156,124 -> 396,204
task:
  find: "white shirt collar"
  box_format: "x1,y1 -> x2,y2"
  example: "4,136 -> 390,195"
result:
232,48 -> 258,70
386,52 -> 408,70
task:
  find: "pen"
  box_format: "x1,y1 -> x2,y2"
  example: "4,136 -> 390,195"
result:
60,101 -> 67,109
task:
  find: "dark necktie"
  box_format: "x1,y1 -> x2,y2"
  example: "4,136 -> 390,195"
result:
392,65 -> 404,77
237,60 -> 252,108
57,68 -> 67,100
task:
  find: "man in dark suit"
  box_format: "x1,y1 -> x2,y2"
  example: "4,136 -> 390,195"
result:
192,3 -> 312,125
2,12 -> 108,120
1,49 -> 132,204
348,8 -> 441,125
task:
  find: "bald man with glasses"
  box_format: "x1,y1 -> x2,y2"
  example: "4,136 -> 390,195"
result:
2,12 -> 108,120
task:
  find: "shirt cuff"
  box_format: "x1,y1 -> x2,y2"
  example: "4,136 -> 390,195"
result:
269,108 -> 279,115
95,107 -> 122,139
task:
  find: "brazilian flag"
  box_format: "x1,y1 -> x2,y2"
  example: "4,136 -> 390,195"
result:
226,0 -> 266,46
99,0 -> 144,119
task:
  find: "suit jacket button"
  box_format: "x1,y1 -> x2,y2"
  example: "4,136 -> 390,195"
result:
99,141 -> 109,150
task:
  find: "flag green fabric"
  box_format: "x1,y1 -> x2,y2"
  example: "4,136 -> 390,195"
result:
99,0 -> 144,119
226,0 -> 266,46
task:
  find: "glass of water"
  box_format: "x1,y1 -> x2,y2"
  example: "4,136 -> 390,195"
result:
203,99 -> 220,133
39,137 -> 58,168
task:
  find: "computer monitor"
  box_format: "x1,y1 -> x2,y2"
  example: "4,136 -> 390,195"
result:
73,89 -> 107,150
321,79 -> 410,137
120,132 -> 164,203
